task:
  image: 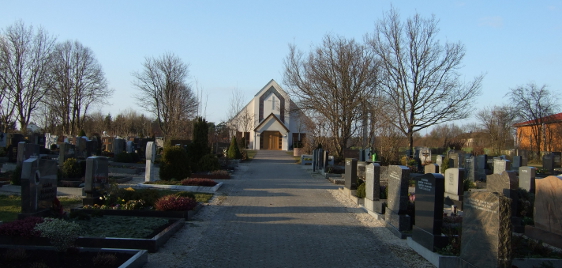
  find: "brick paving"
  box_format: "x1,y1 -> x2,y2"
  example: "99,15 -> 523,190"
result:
156,150 -> 429,268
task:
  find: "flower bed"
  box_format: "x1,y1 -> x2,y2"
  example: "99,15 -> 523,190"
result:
1,246 -> 147,268
0,216 -> 185,253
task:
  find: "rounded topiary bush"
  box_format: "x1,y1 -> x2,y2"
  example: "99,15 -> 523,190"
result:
356,179 -> 366,198
159,146 -> 191,181
198,153 -> 220,172
155,195 -> 197,211
61,158 -> 82,179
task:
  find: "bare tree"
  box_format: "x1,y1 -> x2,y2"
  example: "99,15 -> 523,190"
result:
133,53 -> 198,138
508,83 -> 559,157
367,8 -> 483,157
476,105 -> 516,155
0,21 -> 56,133
43,40 -> 111,136
284,34 -> 379,157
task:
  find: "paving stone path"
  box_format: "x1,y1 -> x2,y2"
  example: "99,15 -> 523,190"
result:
149,150 -> 431,268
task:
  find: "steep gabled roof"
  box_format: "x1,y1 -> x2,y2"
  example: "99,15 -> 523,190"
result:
513,112 -> 562,127
254,113 -> 289,132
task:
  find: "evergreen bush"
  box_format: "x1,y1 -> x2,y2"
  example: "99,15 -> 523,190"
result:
34,218 -> 82,252
188,117 -> 210,172
198,153 -> 220,171
159,146 -> 191,181
227,136 -> 242,159
356,179 -> 366,198
61,158 -> 82,178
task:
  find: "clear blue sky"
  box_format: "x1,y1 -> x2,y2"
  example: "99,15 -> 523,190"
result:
1,1 -> 561,128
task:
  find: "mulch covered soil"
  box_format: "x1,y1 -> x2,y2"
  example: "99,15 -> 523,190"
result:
1,248 -> 133,268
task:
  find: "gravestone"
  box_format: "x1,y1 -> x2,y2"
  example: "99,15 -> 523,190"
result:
476,154 -> 489,181
145,142 -> 157,182
312,149 -> 319,172
511,156 -> 523,171
322,150 -> 329,172
419,147 -> 431,164
365,163 -> 385,214
449,152 -> 462,168
444,168 -> 465,209
518,166 -> 536,193
553,152 -> 562,168
412,173 -> 447,251
435,155 -> 444,173
57,143 -> 76,166
317,149 -> 325,172
534,176 -> 562,236
424,164 -> 439,174
460,190 -> 512,268
17,142 -> 40,166
357,161 -> 367,180
113,138 -> 125,155
385,165 -> 411,237
487,171 -> 522,232
83,156 -> 109,206
543,153 -> 555,174
20,157 -> 58,216
344,158 -> 358,190
126,140 -> 134,153
493,159 -> 511,175
465,155 -> 476,182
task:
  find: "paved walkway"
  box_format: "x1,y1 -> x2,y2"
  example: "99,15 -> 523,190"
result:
170,150 -> 430,268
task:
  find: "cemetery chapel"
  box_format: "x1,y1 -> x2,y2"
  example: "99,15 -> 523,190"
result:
229,80 -> 309,151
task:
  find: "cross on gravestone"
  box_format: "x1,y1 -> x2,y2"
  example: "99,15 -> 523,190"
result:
412,173 -> 447,251
83,156 -> 110,206
20,157 -> 58,215
534,176 -> 562,237
385,165 -> 411,236
365,163 -> 386,215
518,166 -> 536,193
419,147 -> 431,164
344,158 -> 358,190
145,141 -> 157,182
460,190 -> 512,268
493,159 -> 511,175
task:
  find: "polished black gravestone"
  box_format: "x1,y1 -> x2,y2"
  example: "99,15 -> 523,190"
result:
344,158 -> 358,190
384,165 -> 411,238
460,190 -> 512,268
412,173 -> 447,251
365,163 -> 385,214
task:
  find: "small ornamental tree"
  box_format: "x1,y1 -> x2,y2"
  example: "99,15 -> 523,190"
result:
188,117 -> 210,172
159,146 -> 191,180
227,136 -> 242,159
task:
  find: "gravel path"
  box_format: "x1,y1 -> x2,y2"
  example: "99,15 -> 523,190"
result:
144,151 -> 433,268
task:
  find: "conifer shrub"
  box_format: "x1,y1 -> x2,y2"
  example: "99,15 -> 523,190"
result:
10,164 -> 22,185
34,218 -> 82,252
159,145 -> 191,181
180,178 -> 218,186
227,136 -> 242,159
155,195 -> 198,211
356,179 -> 366,198
198,153 -> 220,171
61,158 -> 82,178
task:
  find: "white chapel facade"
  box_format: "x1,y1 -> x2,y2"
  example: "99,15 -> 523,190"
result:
229,80 -> 308,151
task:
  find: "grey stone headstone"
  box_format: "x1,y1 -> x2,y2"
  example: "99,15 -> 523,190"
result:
424,164 -> 439,174
83,156 -> 109,206
145,142 -> 157,182
357,161 -> 367,180
511,156 -> 523,171
553,152 -> 562,168
543,153 -> 555,174
460,191 -> 512,268
465,155 -> 475,182
445,168 -> 465,197
476,154 -> 489,181
412,173 -> 447,251
518,166 -> 536,193
493,159 -> 511,175
20,158 -> 58,214
16,142 -> 26,165
386,165 -> 410,213
126,140 -> 134,153
449,152 -> 459,168
435,155 -> 444,167
113,138 -> 125,154
365,163 -> 381,201
487,171 -> 518,198
534,176 -> 562,236
344,158 -> 358,190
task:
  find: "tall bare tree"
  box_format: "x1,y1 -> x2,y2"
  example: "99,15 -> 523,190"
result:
508,83 -> 559,157
367,8 -> 483,157
44,40 -> 111,136
476,105 -> 516,155
0,21 -> 56,133
284,34 -> 379,157
133,53 -> 198,138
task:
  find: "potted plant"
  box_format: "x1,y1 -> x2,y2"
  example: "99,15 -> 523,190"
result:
293,141 -> 304,157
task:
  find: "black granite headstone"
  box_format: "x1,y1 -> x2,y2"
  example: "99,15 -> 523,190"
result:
344,158 -> 358,190
412,173 -> 447,251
